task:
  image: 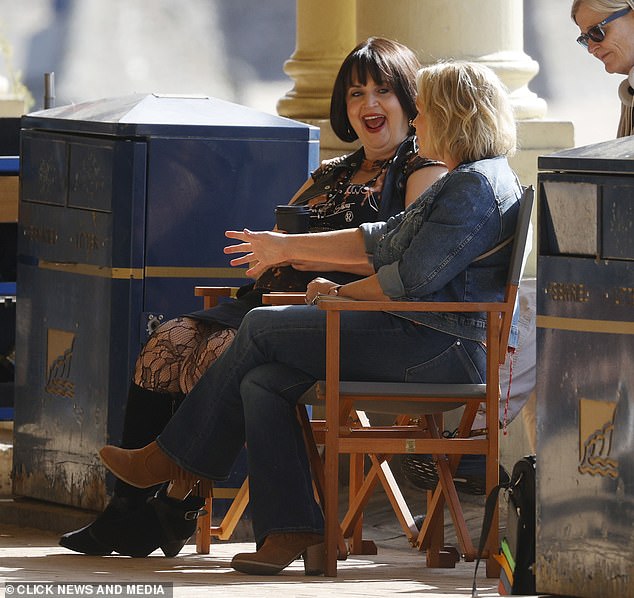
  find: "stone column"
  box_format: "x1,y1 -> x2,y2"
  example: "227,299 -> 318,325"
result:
277,0 -> 359,160
357,0 -> 546,119
277,0 -> 356,123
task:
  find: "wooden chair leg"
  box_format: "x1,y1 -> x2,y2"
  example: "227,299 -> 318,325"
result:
424,489 -> 461,568
417,415 -> 451,567
347,452 -> 364,553
297,405 -> 348,560
341,412 -> 418,551
416,409 -> 479,562
196,495 -> 212,554
210,481 -> 250,541
434,453 -> 476,560
195,478 -> 250,554
341,452 -> 418,548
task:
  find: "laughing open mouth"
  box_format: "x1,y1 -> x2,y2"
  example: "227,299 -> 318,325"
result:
364,115 -> 386,130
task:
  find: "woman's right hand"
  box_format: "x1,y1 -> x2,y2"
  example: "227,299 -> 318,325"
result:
305,277 -> 340,305
225,229 -> 289,279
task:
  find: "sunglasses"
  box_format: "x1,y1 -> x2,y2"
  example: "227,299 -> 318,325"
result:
577,6 -> 632,48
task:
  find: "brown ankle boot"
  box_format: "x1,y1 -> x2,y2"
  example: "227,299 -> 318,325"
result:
231,532 -> 324,576
99,441 -> 203,498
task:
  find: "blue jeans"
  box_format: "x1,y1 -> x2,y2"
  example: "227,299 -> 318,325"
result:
157,304 -> 486,544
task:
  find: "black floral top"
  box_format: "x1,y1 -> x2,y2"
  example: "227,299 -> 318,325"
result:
303,155 -> 395,232
255,136 -> 442,291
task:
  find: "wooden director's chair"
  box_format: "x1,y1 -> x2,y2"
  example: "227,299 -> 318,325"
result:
292,185 -> 534,576
195,185 -> 534,578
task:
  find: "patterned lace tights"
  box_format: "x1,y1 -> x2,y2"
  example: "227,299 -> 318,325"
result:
133,317 -> 237,395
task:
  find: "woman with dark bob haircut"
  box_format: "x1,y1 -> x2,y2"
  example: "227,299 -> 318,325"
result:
330,36 -> 419,142
59,37 -> 446,558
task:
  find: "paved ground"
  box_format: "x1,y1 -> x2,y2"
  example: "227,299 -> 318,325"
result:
0,412 -> 548,598
0,483 -> 554,598
0,523 -> 502,598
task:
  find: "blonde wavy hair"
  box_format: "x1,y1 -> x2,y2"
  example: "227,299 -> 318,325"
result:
571,0 -> 634,20
415,61 -> 516,165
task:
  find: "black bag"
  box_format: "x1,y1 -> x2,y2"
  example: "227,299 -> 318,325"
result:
471,455 -> 536,597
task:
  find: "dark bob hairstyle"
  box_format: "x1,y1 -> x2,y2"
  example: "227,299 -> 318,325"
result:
330,37 -> 420,143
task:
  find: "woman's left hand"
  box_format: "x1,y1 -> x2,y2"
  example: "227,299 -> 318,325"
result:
305,277 -> 339,305
225,229 -> 288,278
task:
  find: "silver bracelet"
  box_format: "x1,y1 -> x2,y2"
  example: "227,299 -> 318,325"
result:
310,285 -> 342,306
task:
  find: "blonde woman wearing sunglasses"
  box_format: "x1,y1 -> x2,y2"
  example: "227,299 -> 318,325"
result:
572,0 -> 634,135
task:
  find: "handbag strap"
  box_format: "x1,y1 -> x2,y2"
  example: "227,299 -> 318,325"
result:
471,482 -> 507,598
472,177 -> 524,265
472,235 -> 514,263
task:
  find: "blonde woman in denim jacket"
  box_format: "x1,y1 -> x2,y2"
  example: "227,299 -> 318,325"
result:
99,62 -> 524,575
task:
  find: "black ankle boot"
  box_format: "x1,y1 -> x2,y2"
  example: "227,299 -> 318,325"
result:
59,487 -> 206,558
108,484 -> 204,557
59,383 -> 184,556
141,484 -> 207,557
59,496 -> 140,555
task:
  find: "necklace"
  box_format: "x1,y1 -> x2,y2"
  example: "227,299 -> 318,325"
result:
360,156 -> 390,170
326,156 -> 393,201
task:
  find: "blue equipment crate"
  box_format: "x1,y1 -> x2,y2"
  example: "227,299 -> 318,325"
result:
0,282 -> 16,296
14,94 -> 319,510
0,156 -> 19,174
536,137 -> 634,598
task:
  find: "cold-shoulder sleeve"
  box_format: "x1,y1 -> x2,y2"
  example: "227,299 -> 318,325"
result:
404,154 -> 445,177
310,154 -> 347,181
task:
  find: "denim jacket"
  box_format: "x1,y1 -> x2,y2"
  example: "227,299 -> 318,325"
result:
360,156 -> 522,345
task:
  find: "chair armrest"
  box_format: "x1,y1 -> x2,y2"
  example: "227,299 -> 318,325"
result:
262,292 -> 307,305
315,297 -> 515,315
261,293 -> 515,314
315,294 -> 518,366
194,286 -> 234,297
194,286 -> 235,309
